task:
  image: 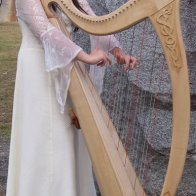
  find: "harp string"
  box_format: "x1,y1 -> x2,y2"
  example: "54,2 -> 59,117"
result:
98,20 -> 151,190
91,19 -> 172,195
135,22 -> 160,185
99,17 -> 171,194
122,21 -> 148,176
120,27 -> 136,151
127,21 -> 152,189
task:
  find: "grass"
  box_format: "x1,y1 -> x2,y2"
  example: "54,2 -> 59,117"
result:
0,22 -> 21,141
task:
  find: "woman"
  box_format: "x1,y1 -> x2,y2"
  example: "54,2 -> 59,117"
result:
3,0 -> 136,196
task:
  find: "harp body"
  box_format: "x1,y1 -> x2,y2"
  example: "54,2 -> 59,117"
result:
41,0 -> 190,195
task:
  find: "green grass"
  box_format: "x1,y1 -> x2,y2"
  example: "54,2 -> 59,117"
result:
0,22 -> 21,141
0,125 -> 11,141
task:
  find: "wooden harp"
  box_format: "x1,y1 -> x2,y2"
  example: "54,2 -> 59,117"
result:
40,0 -> 190,195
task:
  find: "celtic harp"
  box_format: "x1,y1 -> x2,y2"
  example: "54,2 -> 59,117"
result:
40,0 -> 190,195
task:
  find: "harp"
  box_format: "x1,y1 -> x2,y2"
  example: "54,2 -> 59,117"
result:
40,0 -> 190,195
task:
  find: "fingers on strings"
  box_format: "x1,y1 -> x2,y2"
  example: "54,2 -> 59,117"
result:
97,53 -> 111,67
116,54 -> 138,72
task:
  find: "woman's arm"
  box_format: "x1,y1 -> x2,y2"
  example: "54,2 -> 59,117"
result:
78,0 -> 137,70
76,48 -> 111,67
16,0 -> 111,112
16,0 -> 110,70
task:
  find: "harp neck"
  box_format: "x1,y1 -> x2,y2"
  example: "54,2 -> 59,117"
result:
41,0 -> 174,35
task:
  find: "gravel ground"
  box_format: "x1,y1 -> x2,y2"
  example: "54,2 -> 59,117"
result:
0,22 -> 20,196
0,138 -> 9,196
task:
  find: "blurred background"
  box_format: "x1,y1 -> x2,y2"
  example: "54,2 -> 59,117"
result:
0,0 -> 196,196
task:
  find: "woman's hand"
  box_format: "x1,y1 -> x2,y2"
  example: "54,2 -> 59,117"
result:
76,48 -> 111,67
111,47 -> 137,71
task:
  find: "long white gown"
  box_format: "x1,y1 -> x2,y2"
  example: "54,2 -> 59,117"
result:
6,0 -> 121,196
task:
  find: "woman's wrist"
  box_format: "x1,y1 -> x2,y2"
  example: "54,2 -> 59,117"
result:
75,48 -> 111,66
75,50 -> 91,64
111,47 -> 122,57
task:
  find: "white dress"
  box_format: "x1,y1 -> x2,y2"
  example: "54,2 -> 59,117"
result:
6,0 -> 121,196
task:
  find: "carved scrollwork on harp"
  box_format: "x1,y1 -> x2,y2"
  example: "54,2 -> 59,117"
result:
153,3 -> 182,71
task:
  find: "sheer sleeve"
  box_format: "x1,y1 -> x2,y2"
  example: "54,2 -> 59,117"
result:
78,0 -> 121,52
16,0 -> 82,113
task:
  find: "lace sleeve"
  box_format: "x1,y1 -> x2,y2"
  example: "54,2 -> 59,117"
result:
16,0 -> 82,71
16,0 -> 82,113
